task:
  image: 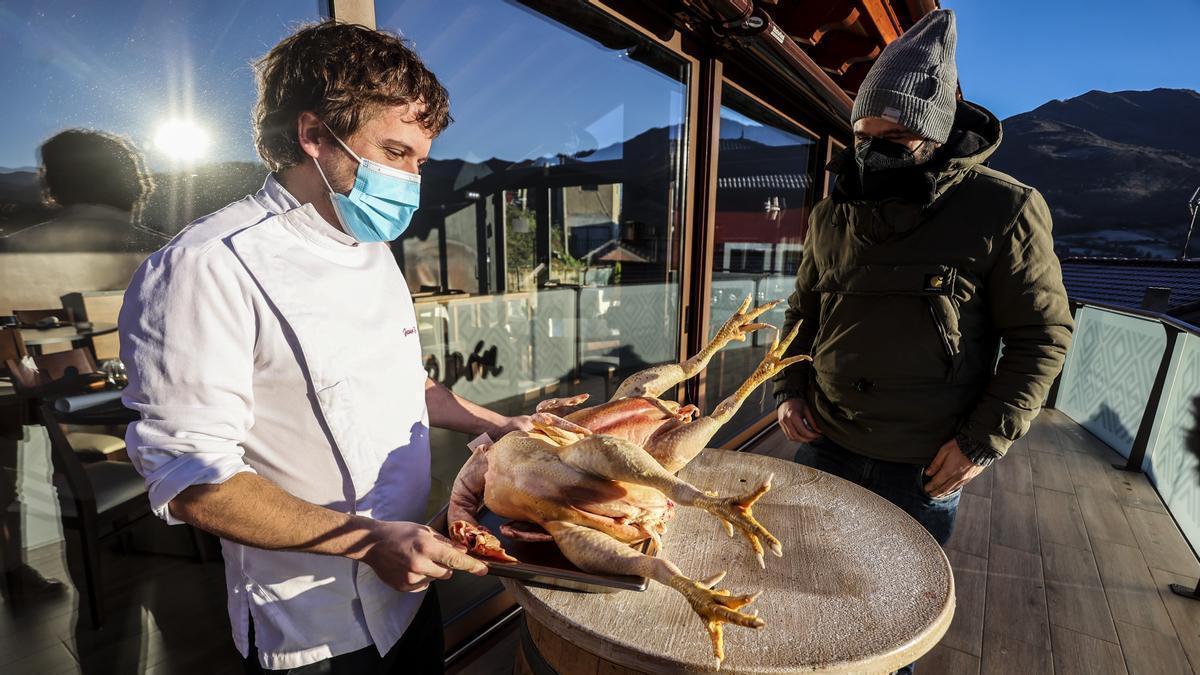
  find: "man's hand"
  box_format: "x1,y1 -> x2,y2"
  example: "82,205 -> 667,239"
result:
924,438 -> 985,498
777,397 -> 822,443
357,520 -> 488,592
491,414 -> 533,437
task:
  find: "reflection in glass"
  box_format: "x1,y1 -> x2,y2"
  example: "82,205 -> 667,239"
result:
381,0 -> 688,413
0,1 -> 323,313
377,0 -> 688,626
0,3 -> 327,672
706,86 -> 819,447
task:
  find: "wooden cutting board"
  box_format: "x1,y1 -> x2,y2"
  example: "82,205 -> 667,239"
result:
504,448 -> 955,674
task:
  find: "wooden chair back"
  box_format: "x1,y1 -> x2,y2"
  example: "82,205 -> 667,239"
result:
5,348 -> 98,392
62,291 -> 125,361
33,348 -> 98,380
0,328 -> 27,377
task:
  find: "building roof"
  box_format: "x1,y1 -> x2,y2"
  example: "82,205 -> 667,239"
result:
717,173 -> 814,191
1059,257 -> 1200,312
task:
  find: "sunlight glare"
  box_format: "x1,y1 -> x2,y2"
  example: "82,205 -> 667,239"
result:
153,119 -> 211,161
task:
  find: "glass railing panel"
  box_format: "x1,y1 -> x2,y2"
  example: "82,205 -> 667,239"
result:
1056,306 -> 1168,459
1146,332 -> 1200,552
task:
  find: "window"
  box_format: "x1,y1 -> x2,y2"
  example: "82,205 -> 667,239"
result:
378,0 -> 688,412
706,84 -> 818,446
376,0 -> 689,623
0,1 -> 328,314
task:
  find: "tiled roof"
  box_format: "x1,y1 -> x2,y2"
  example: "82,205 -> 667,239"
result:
717,173 -> 813,190
1059,257 -> 1200,310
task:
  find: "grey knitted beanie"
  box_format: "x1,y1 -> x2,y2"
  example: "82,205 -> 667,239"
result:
851,9 -> 958,143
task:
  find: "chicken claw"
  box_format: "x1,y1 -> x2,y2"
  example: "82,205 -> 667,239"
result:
668,573 -> 764,665
449,520 -> 517,563
535,393 -> 591,414
697,475 -> 782,569
714,294 -> 780,344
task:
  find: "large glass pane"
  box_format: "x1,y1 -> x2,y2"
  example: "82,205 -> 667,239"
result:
706,86 -> 818,447
0,0 -> 326,537
377,0 -> 688,625
0,1 -> 326,317
1147,332 -> 1200,554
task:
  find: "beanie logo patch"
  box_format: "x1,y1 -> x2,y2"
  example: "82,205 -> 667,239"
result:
881,107 -> 902,123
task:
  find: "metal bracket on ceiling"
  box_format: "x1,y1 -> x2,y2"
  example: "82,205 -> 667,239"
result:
709,3 -> 772,42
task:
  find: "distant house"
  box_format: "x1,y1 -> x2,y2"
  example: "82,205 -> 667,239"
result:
1059,257 -> 1200,325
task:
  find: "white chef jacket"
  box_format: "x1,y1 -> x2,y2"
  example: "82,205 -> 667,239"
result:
119,175 -> 432,669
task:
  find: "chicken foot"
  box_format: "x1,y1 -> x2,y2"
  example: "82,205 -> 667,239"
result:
546,519 -> 763,667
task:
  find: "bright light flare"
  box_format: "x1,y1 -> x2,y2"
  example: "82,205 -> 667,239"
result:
153,119 -> 210,161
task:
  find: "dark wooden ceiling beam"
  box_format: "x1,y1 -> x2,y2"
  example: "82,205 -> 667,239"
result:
810,29 -> 881,76
770,2 -> 860,44
856,0 -> 902,43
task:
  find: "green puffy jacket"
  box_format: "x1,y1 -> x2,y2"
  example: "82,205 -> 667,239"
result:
772,100 -> 1073,464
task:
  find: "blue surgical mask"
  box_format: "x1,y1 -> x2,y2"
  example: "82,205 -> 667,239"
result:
313,124 -> 421,243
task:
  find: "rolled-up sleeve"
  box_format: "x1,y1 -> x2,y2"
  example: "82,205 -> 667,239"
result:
119,242 -> 257,524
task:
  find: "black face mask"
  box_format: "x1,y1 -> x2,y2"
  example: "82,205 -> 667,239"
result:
851,138 -> 935,203
855,138 -> 922,173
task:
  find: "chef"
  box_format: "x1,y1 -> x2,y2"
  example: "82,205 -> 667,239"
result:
118,21 -> 528,674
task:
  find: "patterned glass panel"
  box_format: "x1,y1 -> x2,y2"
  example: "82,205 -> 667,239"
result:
1056,306 -> 1167,456
1146,332 -> 1200,552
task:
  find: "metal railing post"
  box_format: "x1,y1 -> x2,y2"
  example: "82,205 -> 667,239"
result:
1171,578 -> 1200,601
1114,324 -> 1182,472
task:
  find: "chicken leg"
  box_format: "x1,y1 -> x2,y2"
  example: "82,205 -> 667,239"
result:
610,295 -> 778,400
645,321 -> 811,473
546,519 -> 763,666
556,434 -> 781,567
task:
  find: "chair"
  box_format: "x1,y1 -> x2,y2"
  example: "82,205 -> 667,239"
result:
0,328 -> 26,439
13,308 -> 75,328
0,327 -> 28,378
9,347 -> 98,385
40,399 -> 151,628
62,291 -> 125,362
5,348 -> 133,454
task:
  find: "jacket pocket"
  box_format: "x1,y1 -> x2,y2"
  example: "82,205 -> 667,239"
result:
926,294 -> 963,380
813,263 -> 965,380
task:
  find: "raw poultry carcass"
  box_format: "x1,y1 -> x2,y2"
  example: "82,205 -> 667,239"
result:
449,297 -> 810,664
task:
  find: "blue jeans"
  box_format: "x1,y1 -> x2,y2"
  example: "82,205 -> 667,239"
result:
795,438 -> 960,675
793,437 -> 960,547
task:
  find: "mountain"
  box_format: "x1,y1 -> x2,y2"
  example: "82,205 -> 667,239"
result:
988,88 -> 1200,259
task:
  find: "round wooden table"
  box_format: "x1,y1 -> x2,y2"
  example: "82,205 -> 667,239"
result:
505,449 -> 954,674
20,322 -> 117,354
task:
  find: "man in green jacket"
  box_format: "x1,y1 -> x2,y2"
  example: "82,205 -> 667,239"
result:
773,9 -> 1073,547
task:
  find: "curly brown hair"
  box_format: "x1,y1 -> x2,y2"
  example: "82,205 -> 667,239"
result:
253,20 -> 451,171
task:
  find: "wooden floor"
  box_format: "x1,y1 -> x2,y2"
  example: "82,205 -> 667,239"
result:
0,527 -> 241,675
752,408 -> 1200,675
3,409 -> 1196,674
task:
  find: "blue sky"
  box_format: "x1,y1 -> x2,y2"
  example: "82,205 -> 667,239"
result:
942,0 -> 1200,118
0,1 -> 1197,169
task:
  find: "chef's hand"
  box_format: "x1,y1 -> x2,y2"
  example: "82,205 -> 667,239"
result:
359,520 -> 487,592
777,398 -> 822,443
923,438 -> 985,498
492,414 -> 533,437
